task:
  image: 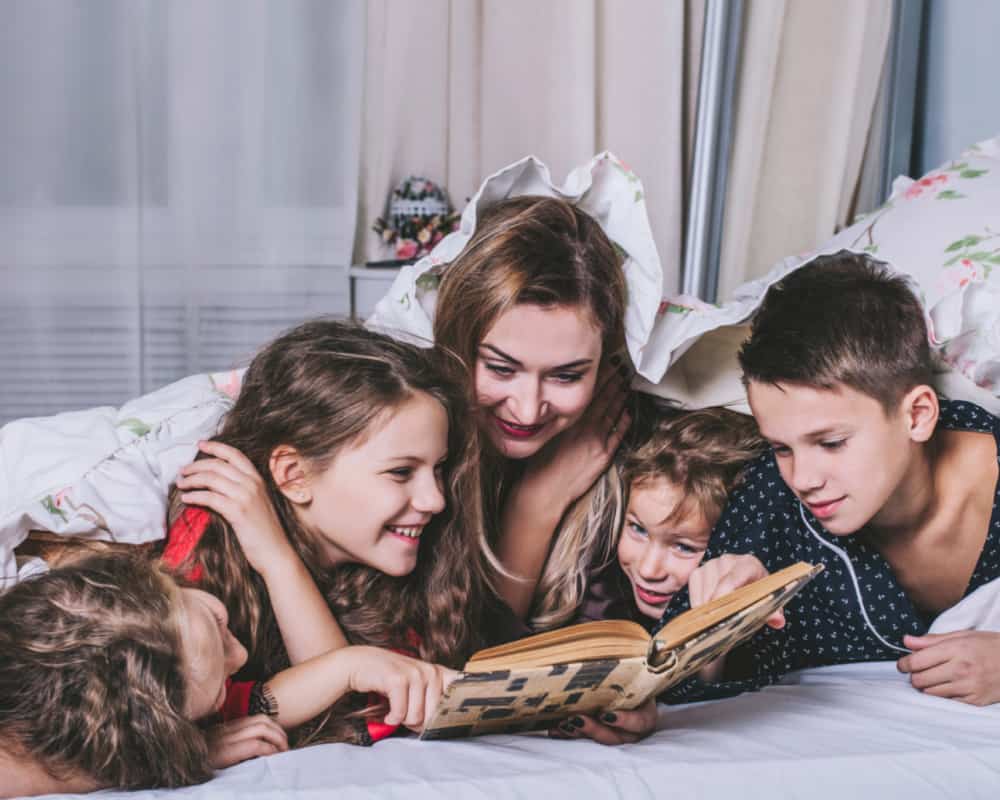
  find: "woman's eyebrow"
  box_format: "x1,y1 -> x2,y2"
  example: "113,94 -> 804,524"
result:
480,343 -> 594,371
547,359 -> 593,370
480,343 -> 522,366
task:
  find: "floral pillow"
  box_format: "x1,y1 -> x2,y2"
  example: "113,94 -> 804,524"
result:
643,135 -> 1000,411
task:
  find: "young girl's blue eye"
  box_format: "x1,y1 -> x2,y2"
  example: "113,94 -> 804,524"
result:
675,541 -> 705,557
387,467 -> 413,480
551,372 -> 584,384
627,520 -> 648,538
820,439 -> 846,451
770,444 -> 791,457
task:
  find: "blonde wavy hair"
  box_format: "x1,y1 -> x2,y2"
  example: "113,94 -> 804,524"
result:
529,396 -> 765,630
0,552 -> 212,790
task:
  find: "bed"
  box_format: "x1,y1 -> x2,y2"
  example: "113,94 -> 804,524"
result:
44,578 -> 1000,800
8,141 -> 1000,799
63,661 -> 999,800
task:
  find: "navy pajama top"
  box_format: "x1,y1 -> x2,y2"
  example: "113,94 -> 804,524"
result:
657,400 -> 1000,702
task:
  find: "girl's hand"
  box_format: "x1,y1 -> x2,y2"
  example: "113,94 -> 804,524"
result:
549,698 -> 658,745
342,646 -> 458,731
898,630 -> 1000,706
176,441 -> 293,577
518,362 -> 631,514
205,715 -> 289,769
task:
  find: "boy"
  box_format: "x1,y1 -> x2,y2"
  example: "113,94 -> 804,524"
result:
660,251 -> 1000,706
557,400 -> 768,743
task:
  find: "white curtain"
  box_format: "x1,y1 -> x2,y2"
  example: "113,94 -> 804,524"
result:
0,0 -> 363,424
717,0 -> 892,298
357,0 -> 698,291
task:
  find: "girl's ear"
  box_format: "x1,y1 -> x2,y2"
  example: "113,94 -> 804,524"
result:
901,384 -> 939,443
269,445 -> 312,505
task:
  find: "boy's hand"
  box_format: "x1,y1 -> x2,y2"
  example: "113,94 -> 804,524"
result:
688,554 -> 782,683
205,715 -> 289,769
688,554 -> 785,629
342,646 -> 458,731
898,631 -> 1000,706
548,698 -> 658,745
177,441 -> 294,576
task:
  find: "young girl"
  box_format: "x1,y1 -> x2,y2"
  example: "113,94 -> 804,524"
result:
0,551 -> 459,797
551,397 -> 767,744
157,319 -> 485,746
431,195 -> 632,637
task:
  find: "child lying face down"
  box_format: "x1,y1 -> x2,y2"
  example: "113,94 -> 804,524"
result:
553,399 -> 766,743
0,552 -> 246,797
0,550 -> 457,797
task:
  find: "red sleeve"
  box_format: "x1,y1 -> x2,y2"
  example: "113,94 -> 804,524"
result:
161,506 -> 210,581
220,678 -> 255,721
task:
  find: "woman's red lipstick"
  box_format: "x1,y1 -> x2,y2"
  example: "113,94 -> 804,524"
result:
494,415 -> 546,439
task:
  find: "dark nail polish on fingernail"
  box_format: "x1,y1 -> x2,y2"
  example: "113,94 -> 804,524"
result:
559,721 -> 576,734
601,712 -> 617,724
570,716 -> 585,728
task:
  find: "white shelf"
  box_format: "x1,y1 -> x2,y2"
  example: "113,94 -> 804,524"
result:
348,264 -> 403,319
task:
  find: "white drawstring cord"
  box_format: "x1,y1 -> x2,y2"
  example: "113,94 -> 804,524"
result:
798,502 -> 911,654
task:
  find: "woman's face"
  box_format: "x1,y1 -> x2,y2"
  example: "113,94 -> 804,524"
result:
474,303 -> 602,459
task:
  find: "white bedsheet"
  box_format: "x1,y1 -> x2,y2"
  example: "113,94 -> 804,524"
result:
32,661 -> 994,800
31,579 -> 1000,800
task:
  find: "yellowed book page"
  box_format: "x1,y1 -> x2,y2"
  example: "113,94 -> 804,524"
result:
467,619 -> 650,668
654,562 -> 821,654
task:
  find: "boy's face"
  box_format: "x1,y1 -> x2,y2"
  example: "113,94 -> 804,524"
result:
617,477 -> 711,620
747,380 -> 920,536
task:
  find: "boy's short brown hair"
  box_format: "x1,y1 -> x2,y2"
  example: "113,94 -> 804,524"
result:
738,251 -> 934,412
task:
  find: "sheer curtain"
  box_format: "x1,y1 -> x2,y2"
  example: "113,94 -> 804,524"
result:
0,0 -> 363,424
357,0 -> 700,291
717,0 -> 892,298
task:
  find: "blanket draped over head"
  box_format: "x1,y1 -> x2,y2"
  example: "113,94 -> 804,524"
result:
3,137 -> 1000,586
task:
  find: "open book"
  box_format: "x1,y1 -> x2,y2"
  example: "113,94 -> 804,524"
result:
422,561 -> 822,739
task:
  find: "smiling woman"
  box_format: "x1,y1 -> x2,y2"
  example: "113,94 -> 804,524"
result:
433,195 -> 630,631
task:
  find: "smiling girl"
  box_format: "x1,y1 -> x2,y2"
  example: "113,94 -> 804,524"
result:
158,319 -> 483,746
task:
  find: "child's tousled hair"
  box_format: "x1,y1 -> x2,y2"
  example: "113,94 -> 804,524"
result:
164,319 -> 487,741
618,397 -> 766,530
738,251 -> 934,412
528,395 -> 764,629
431,195 -> 629,612
0,552 -> 212,790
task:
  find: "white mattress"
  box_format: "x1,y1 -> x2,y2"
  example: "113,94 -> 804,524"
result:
42,661 -> 1000,800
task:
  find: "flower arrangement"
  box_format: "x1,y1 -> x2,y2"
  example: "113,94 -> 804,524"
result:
372,176 -> 460,261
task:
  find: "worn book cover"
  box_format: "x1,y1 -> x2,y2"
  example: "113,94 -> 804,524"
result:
422,561 -> 822,739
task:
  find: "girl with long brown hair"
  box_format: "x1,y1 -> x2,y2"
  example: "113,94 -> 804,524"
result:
157,319 -> 482,747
